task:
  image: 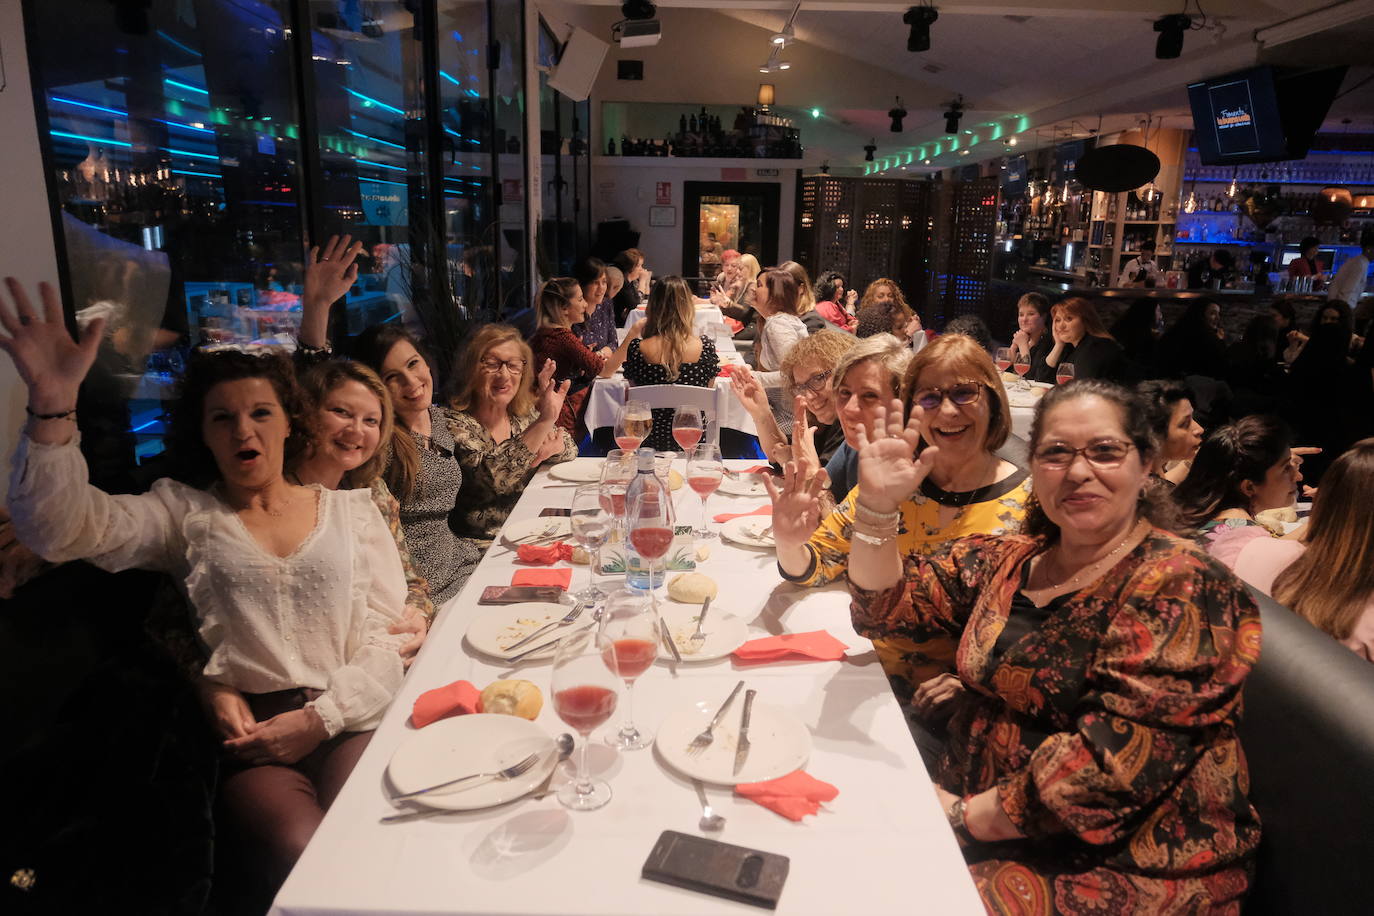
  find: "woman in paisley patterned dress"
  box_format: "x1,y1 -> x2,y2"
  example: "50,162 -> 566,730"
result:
448,324 -> 577,543
846,378 -> 1261,915
768,334 -> 1032,709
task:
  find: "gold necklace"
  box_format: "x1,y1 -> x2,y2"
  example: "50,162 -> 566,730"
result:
1036,520 -> 1146,592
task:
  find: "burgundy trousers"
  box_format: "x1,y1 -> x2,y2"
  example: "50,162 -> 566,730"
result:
219,688 -> 372,889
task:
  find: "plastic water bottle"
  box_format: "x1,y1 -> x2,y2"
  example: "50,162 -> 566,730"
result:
623,447 -> 666,591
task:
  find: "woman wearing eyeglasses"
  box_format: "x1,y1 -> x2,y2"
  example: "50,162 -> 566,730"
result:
448,325 -> 578,543
768,335 -> 1031,712
846,378 -> 1260,914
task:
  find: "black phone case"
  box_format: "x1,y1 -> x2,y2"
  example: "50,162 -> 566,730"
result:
641,830 -> 789,909
539,507 -> 572,517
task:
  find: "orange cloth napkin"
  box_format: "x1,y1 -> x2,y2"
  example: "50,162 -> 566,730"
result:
717,364 -> 738,378
723,316 -> 744,334
735,770 -> 839,821
739,465 -> 771,474
713,504 -> 773,524
511,568 -> 573,590
411,679 -> 481,728
733,630 -> 848,663
516,540 -> 574,565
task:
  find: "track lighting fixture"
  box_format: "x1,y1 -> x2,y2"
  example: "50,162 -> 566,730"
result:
943,96 -> 963,135
903,4 -> 938,52
864,139 -> 877,162
1153,13 -> 1191,59
889,97 -> 908,133
621,0 -> 657,20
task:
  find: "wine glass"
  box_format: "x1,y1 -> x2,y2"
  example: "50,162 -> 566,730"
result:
570,484 -> 612,603
614,400 -> 652,452
1012,352 -> 1032,390
994,346 -> 1012,375
671,406 -> 705,466
1056,362 -> 1075,386
628,484 -> 675,615
598,590 -> 659,750
685,443 -> 724,541
551,628 -> 620,811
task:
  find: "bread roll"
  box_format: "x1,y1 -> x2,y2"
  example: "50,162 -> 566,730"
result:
479,679 -> 544,720
667,572 -> 718,604
570,546 -> 592,565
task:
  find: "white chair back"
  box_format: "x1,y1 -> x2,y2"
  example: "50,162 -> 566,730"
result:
624,383 -> 727,446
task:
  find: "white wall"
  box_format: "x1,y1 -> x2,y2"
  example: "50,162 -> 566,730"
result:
591,160 -> 797,276
0,1 -> 60,485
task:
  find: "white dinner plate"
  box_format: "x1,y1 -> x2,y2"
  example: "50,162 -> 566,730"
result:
387,715 -> 557,811
655,697 -> 811,786
501,517 -> 572,545
718,473 -> 770,498
720,516 -> 775,549
1005,387 -> 1045,409
465,602 -> 588,661
657,602 -> 749,662
548,459 -> 604,483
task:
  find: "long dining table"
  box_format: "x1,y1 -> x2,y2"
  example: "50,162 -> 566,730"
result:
270,459 -> 985,916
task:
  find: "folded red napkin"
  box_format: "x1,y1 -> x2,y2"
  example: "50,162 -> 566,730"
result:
724,316 -> 744,334
732,630 -> 848,663
735,770 -> 839,821
740,465 -> 771,474
511,568 -> 573,589
411,679 -> 481,728
713,504 -> 773,524
717,364 -> 738,377
517,540 -> 574,565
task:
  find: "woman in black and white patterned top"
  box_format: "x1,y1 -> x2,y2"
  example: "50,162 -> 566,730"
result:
623,275 -> 720,451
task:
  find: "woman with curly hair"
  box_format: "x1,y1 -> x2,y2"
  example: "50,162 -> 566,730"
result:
855,277 -> 925,349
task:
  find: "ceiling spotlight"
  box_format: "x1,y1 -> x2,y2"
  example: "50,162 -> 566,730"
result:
903,4 -> 939,53
777,60 -> 791,70
820,160 -> 831,174
1007,136 -> 1018,146
621,0 -> 657,20
889,97 -> 908,133
864,139 -> 877,162
1153,13 -> 1191,59
960,148 -> 970,156
943,96 -> 964,135
771,26 -> 794,46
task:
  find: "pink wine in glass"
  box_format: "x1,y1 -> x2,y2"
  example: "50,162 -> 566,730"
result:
604,638 -> 657,680
672,426 -> 703,450
688,475 -> 721,497
995,359 -> 1011,372
554,684 -> 618,733
600,487 -> 627,518
630,526 -> 673,559
1013,362 -> 1030,377
1056,373 -> 1073,385
615,435 -> 644,451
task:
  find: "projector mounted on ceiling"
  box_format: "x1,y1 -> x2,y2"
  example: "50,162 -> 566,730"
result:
615,19 -> 661,48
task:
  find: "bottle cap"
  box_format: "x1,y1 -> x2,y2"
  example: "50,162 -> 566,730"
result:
636,446 -> 656,472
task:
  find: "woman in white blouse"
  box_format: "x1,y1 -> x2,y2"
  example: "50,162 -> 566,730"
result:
0,278 -> 409,888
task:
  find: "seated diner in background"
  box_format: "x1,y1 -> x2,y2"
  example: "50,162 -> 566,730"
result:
1137,378 -> 1204,486
1044,296 -> 1124,382
622,275 -> 720,451
845,377 -> 1260,913
813,271 -> 856,332
1172,414 -> 1301,570
447,324 -> 577,543
1009,292 -> 1053,383
713,252 -> 761,339
529,277 -> 643,434
767,334 -> 1031,714
0,279 -> 412,891
855,277 -> 925,350
572,256 -> 617,353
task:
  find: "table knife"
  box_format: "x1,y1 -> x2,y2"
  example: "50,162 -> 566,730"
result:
659,616 -> 683,664
733,689 -> 756,777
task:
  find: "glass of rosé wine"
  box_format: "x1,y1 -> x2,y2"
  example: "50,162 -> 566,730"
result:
551,628 -> 621,810
598,590 -> 659,750
685,443 -> 724,540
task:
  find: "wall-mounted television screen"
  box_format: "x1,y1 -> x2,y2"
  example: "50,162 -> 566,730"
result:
1188,66 -> 1346,165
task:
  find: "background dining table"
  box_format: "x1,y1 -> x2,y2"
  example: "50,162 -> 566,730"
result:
269,460 -> 985,916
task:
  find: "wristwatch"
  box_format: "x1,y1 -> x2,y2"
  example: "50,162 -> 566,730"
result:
946,795 -> 976,845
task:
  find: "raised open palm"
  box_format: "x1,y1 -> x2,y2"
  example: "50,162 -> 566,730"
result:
761,460 -> 828,547
0,278 -> 103,409
854,398 -> 937,512
728,365 -> 769,415
535,358 -> 570,418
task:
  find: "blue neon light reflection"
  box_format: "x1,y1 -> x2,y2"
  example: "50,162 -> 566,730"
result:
50,130 -> 132,148
50,96 -> 128,117
344,88 -> 404,115
164,78 -> 209,95
342,128 -> 405,150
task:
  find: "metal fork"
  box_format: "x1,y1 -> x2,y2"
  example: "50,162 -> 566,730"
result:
504,597 -> 588,653
686,680 -> 745,756
388,751 -> 541,802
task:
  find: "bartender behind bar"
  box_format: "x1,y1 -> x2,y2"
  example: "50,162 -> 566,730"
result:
1118,239 -> 1163,287
1187,248 -> 1236,289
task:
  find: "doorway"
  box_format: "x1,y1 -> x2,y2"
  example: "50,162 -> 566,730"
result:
682,181 -> 780,281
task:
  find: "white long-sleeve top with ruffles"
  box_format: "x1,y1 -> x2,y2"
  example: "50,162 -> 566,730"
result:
8,434 -> 408,737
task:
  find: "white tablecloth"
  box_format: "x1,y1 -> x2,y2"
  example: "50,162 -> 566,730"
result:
271,462 -> 984,916
624,304 -> 726,337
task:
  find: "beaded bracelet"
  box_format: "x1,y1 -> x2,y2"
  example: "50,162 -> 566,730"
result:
854,500 -> 901,526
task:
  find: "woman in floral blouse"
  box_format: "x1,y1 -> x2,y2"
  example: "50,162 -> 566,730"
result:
847,378 -> 1261,914
449,324 -> 577,542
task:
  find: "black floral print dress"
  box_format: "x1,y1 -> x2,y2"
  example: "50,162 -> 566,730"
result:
622,335 -> 719,451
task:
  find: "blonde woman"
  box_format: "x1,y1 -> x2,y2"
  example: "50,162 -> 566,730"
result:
716,253 -> 761,338
623,276 -> 720,451
730,329 -> 854,469
780,260 -> 834,333
449,324 -> 578,541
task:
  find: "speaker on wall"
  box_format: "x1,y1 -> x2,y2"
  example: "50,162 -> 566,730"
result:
547,27 -> 609,102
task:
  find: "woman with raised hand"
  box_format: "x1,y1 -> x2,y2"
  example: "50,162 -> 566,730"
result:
0,278 -> 411,889
448,324 -> 577,542
846,377 -> 1260,913
767,334 -> 1031,713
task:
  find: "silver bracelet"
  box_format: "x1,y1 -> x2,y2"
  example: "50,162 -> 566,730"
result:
852,529 -> 895,547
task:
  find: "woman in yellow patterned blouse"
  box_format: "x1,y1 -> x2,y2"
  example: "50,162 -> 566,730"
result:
449,324 -> 578,543
766,334 -> 1031,708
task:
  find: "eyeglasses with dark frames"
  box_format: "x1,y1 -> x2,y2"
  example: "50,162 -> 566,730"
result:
913,382 -> 983,412
1032,439 -> 1135,470
794,369 -> 833,396
479,357 -> 528,375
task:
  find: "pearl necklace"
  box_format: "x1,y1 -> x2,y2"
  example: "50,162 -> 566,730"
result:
1035,520 -> 1147,593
